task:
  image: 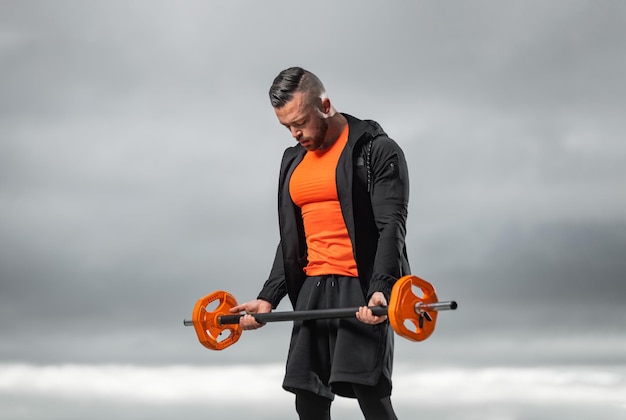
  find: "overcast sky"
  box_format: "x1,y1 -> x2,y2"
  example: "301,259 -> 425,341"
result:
1,1 -> 625,419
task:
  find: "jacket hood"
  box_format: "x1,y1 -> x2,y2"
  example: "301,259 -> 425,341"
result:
343,113 -> 387,144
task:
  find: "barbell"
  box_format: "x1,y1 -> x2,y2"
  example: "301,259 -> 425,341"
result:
184,275 -> 457,351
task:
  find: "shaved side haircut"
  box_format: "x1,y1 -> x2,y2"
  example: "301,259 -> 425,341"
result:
269,67 -> 326,109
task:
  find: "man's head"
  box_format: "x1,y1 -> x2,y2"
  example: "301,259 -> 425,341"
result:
269,67 -> 326,109
269,67 -> 337,151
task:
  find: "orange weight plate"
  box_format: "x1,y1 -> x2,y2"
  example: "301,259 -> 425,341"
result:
388,275 -> 439,342
191,291 -> 242,350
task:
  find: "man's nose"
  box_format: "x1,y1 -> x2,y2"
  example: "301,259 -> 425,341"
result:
290,127 -> 302,139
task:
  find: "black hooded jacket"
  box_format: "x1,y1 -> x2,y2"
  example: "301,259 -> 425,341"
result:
257,114 -> 411,308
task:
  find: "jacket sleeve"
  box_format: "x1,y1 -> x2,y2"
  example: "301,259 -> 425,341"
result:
257,242 -> 288,308
366,136 -> 410,301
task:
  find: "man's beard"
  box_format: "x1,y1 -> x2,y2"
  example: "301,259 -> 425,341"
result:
306,119 -> 329,151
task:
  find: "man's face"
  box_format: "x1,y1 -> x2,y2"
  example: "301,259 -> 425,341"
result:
274,91 -> 328,151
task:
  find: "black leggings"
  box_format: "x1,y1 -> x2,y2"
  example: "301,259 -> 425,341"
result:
295,384 -> 398,420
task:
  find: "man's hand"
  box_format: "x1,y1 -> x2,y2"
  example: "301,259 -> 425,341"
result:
356,292 -> 388,325
229,299 -> 273,330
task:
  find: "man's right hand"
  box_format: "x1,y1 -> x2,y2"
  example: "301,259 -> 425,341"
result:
229,299 -> 273,330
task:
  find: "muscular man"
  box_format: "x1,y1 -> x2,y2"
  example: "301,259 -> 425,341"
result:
232,67 -> 411,419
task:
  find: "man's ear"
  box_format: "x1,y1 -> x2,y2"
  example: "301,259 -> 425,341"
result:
320,97 -> 331,115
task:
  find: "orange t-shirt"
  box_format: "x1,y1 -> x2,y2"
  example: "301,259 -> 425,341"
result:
289,126 -> 358,277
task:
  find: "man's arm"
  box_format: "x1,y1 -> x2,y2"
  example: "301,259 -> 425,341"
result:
367,137 -> 410,301
256,242 -> 288,308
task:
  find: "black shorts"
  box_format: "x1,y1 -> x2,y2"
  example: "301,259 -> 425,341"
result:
282,275 -> 394,399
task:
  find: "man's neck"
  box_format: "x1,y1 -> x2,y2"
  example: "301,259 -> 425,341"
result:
320,113 -> 348,150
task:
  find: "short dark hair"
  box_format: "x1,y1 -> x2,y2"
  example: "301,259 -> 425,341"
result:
269,67 -> 325,108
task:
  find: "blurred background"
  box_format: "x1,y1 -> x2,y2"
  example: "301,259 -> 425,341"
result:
1,1 -> 625,419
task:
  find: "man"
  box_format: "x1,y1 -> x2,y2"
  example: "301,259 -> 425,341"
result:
231,67 -> 410,419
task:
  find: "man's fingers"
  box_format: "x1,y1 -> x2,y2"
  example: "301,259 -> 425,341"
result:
356,306 -> 387,325
229,305 -> 243,313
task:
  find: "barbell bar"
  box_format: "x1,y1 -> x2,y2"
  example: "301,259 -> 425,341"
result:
184,275 -> 457,351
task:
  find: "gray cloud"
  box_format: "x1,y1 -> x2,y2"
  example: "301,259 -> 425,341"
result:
0,0 -> 624,396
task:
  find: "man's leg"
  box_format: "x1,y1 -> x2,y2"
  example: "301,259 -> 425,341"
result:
353,381 -> 398,420
295,389 -> 332,420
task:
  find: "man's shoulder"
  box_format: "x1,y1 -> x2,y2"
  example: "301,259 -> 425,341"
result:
344,113 -> 384,134
344,114 -> 402,148
343,113 -> 390,147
